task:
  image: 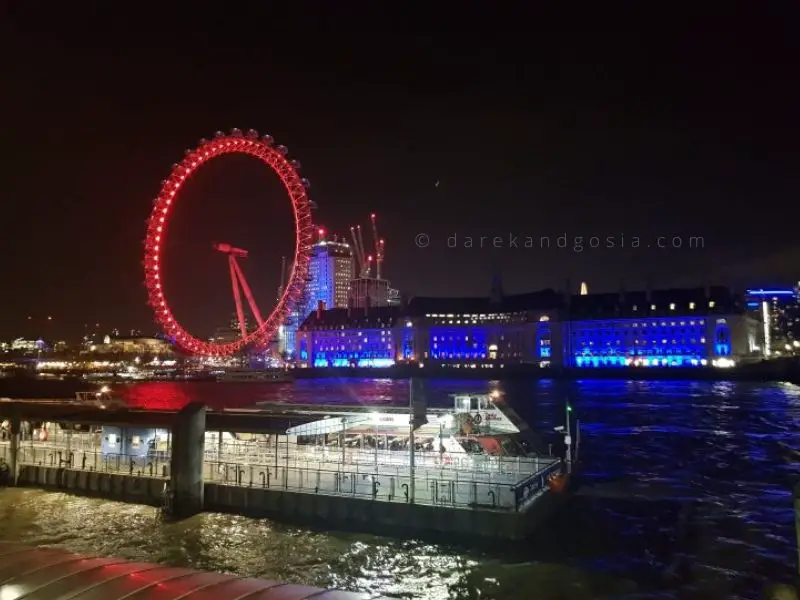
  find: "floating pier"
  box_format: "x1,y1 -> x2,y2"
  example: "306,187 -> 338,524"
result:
0,392 -> 570,542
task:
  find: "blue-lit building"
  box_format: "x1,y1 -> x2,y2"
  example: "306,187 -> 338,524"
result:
404,288 -> 563,371
297,305 -> 401,368
297,283 -> 760,370
281,236 -> 354,358
305,238 -> 354,314
296,285 -> 563,370
564,287 -> 756,368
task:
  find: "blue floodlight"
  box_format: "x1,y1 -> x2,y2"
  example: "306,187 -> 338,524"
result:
746,289 -> 795,296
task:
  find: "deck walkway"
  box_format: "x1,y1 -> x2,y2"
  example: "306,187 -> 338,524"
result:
0,432 -> 560,511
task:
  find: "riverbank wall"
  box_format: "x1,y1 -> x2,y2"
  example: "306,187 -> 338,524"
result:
295,363 -> 800,383
2,363 -> 800,401
16,464 -> 166,506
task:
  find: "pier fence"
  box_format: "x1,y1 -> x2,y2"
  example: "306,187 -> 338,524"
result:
1,440 -> 560,512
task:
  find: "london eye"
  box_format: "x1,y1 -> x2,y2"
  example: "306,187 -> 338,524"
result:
143,129 -> 314,356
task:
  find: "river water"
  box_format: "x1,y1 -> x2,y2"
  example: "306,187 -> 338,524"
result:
0,378 -> 798,599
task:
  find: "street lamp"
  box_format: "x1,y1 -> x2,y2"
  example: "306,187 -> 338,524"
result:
554,401 -> 574,472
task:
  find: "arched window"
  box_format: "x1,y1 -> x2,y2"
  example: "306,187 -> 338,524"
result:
714,323 -> 730,356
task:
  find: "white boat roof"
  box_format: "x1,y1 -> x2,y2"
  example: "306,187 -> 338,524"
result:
284,411 -> 453,436
254,402 -> 451,417
283,405 -> 522,437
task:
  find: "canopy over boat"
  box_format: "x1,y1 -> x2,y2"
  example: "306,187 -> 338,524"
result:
284,393 -> 523,437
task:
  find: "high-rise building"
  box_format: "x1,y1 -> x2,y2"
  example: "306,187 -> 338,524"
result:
306,237 -> 354,313
280,234 -> 354,358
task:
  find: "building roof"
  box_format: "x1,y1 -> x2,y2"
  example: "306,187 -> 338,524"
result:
404,289 -> 564,316
298,286 -> 743,329
300,306 -> 401,329
0,542 -> 384,599
567,286 -> 742,318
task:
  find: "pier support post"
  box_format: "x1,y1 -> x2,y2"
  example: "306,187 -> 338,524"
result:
170,403 -> 206,517
8,412 -> 20,485
409,377 -> 428,504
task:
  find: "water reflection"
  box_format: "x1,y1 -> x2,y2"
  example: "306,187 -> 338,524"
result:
0,378 -> 798,599
0,489 -> 636,600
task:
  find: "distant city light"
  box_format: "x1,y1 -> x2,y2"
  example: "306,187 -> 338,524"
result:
747,289 -> 795,296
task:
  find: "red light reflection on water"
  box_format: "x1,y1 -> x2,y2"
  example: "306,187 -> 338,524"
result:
110,379 -> 411,411
111,382 -> 293,410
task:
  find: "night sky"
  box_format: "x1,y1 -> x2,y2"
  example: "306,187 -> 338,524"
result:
3,5 -> 800,341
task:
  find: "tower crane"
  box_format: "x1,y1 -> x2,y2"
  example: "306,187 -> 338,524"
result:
370,213 -> 384,280
357,225 -> 368,277
349,226 -> 364,275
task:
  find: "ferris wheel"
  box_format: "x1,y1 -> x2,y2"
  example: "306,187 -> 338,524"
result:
143,128 -> 314,356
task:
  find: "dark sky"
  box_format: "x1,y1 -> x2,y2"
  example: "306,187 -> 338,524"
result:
3,5 -> 800,341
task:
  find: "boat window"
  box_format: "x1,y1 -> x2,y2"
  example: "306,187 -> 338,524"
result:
458,438 -> 485,454
512,430 -> 549,456
454,396 -> 471,413
499,437 -> 525,456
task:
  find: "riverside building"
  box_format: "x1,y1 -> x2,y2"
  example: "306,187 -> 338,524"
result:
297,284 -> 760,370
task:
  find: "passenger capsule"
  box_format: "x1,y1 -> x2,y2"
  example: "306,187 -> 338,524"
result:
290,159 -> 302,170
230,128 -> 243,136
246,129 -> 259,139
199,138 -> 208,145
215,131 -> 225,138
261,134 -> 274,144
301,178 -> 311,189
277,145 -> 289,155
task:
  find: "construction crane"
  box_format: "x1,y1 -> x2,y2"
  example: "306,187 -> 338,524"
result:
370,213 -> 384,280
357,225 -> 368,277
349,226 -> 364,275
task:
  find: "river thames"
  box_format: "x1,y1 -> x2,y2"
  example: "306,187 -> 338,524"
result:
0,377 -> 798,599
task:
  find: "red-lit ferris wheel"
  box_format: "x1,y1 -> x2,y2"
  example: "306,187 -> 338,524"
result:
143,128 -> 314,356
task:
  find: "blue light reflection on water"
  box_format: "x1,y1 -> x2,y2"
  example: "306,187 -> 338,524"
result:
67,378 -> 800,596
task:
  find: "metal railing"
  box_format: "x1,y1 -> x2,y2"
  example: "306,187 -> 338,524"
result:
0,431 -> 101,452
204,456 -> 561,512
15,448 -> 170,478
5,434 -> 548,477
204,441 -> 547,478
3,433 -> 563,512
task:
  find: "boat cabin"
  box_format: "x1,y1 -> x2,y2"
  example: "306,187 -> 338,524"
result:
284,393 -> 548,469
